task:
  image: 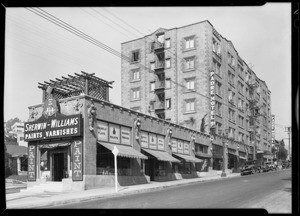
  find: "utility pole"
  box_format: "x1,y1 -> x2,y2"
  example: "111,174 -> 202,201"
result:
285,127 -> 291,160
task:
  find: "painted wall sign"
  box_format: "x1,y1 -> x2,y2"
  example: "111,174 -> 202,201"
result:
177,140 -> 184,154
72,140 -> 83,181
157,135 -> 165,151
183,142 -> 190,155
121,126 -> 131,146
210,71 -> 215,127
24,114 -> 82,142
109,124 -> 120,144
27,144 -> 36,181
97,121 -> 108,141
171,139 -> 178,153
141,132 -> 149,148
149,133 -> 157,149
271,115 -> 275,144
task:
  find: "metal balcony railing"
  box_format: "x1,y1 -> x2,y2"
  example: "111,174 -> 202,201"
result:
155,81 -> 165,90
155,61 -> 165,70
153,42 -> 164,51
154,102 -> 165,111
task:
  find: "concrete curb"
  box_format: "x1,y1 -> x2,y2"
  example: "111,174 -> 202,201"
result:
7,174 -> 241,209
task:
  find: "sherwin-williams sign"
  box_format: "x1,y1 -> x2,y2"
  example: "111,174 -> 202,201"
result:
24,114 -> 82,141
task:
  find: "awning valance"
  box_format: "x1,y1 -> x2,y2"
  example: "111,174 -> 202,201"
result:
142,149 -> 180,163
195,152 -> 212,158
173,153 -> 203,163
39,142 -> 71,149
11,153 -> 27,158
257,150 -> 264,154
98,142 -> 148,160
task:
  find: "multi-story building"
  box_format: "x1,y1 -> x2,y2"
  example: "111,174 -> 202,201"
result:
11,122 -> 27,147
121,20 -> 273,166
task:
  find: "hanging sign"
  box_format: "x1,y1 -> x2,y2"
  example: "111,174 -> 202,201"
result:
24,114 -> 82,141
141,132 -> 149,148
72,140 -> 83,181
149,133 -> 157,149
109,124 -> 120,144
183,142 -> 190,155
28,144 -> 36,181
178,140 -> 184,154
157,135 -> 165,151
271,115 -> 275,144
171,139 -> 178,152
121,126 -> 131,146
210,71 -> 215,127
97,121 -> 108,141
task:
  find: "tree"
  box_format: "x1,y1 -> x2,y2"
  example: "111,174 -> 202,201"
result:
273,139 -> 288,161
200,114 -> 207,133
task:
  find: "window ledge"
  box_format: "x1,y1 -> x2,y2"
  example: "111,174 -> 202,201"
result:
215,114 -> 222,118
131,98 -> 141,102
228,119 -> 236,124
184,68 -> 195,73
229,82 -> 235,88
228,64 -> 236,70
183,111 -> 196,115
130,79 -> 141,83
130,60 -> 141,65
183,47 -> 196,53
215,93 -> 222,99
183,90 -> 196,94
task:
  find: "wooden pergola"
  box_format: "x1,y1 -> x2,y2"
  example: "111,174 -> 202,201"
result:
38,71 -> 114,101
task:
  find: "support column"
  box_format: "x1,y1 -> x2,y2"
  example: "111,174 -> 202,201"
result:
17,158 -> 21,174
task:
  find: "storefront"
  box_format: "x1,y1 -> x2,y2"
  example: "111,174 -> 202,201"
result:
194,144 -> 212,172
211,144 -> 223,170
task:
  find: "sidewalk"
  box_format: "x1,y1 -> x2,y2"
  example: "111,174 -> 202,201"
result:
5,172 -> 240,209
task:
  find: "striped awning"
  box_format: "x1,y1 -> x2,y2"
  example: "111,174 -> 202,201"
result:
142,149 -> 180,163
173,153 -> 203,163
97,142 -> 148,160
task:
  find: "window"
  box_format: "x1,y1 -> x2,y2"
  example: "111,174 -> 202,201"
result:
228,89 -> 235,105
215,80 -> 222,96
229,108 -> 235,123
238,132 -> 244,142
228,71 -> 235,86
149,101 -> 155,110
186,78 -> 195,90
165,38 -> 171,48
185,36 -> 195,49
132,88 -> 140,100
216,101 -> 222,116
150,82 -> 155,92
131,50 -> 140,63
165,79 -> 171,89
132,69 -> 140,81
238,98 -> 244,111
213,60 -> 221,77
238,81 -> 244,95
185,99 -> 195,112
227,52 -> 235,68
185,57 -> 195,70
237,64 -> 243,77
165,58 -> 171,68
216,122 -> 222,135
166,98 -> 171,109
212,38 -> 221,55
229,127 -> 235,139
238,115 -> 244,128
157,34 -> 165,43
150,62 -> 155,71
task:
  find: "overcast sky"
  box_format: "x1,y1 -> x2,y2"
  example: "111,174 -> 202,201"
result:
4,4 -> 291,141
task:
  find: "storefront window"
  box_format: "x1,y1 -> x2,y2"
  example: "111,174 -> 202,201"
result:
155,161 -> 166,176
96,144 -> 131,176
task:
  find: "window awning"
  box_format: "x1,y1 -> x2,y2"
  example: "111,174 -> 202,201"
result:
39,142 -> 71,149
195,152 -> 212,158
257,150 -> 264,154
97,142 -> 148,160
173,153 -> 203,163
142,149 -> 180,163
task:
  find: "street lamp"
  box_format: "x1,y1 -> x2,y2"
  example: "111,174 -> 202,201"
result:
219,128 -> 229,177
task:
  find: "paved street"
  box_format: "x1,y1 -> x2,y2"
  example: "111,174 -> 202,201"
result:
52,169 -> 291,213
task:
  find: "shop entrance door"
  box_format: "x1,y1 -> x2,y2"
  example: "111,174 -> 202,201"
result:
145,158 -> 155,181
53,153 -> 64,181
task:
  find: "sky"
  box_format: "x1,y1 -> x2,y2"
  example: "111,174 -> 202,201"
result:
4,4 -> 291,143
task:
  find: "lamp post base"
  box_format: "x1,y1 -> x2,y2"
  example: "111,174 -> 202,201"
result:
221,172 -> 227,177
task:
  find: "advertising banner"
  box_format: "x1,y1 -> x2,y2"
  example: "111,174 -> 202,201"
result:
97,121 -> 108,141
27,144 -> 36,181
24,114 -> 82,142
171,139 -> 178,153
149,133 -> 157,149
177,140 -> 184,154
183,142 -> 190,155
141,132 -> 149,148
109,124 -> 120,144
271,115 -> 275,144
72,140 -> 83,181
121,126 -> 131,146
157,135 -> 165,151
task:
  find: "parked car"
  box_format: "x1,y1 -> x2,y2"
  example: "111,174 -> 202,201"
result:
262,162 -> 276,172
241,160 -> 262,176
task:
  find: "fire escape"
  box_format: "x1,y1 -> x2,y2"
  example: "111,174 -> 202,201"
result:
153,38 -> 165,119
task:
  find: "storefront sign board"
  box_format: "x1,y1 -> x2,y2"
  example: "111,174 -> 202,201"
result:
149,133 -> 157,149
141,132 -> 149,148
97,121 -> 108,141
109,124 -> 120,144
28,144 -> 36,181
183,142 -> 190,155
177,140 -> 184,154
121,126 -> 131,146
72,140 -> 83,181
171,139 -> 178,152
157,135 -> 165,151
